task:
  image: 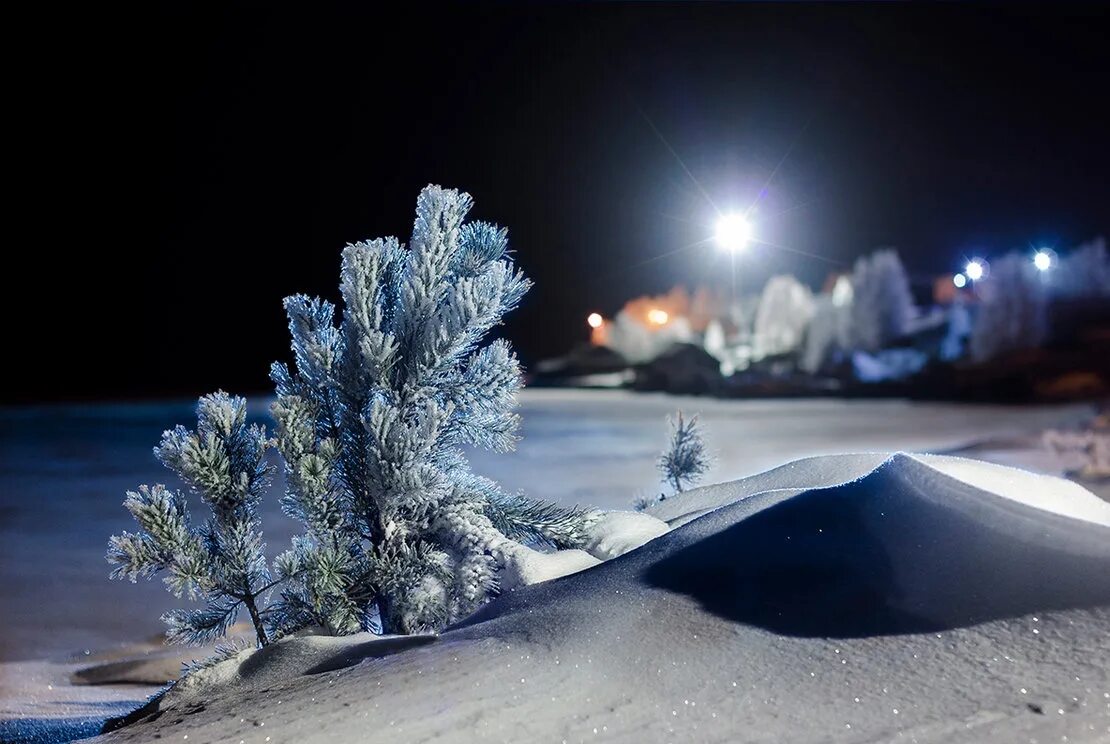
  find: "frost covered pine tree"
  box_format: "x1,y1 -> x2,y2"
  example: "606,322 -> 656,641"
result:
752,274 -> 815,360
848,249 -> 916,352
1052,237 -> 1110,299
801,276 -> 854,374
658,412 -> 711,497
268,185 -> 596,636
107,393 -> 275,647
969,251 -> 1048,362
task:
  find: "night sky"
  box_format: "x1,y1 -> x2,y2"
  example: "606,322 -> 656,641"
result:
14,2 -> 1109,402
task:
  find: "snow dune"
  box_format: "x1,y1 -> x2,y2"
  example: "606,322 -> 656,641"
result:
96,453 -> 1110,744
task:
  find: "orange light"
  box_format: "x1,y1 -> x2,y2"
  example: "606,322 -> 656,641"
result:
647,308 -> 669,326
587,312 -> 603,329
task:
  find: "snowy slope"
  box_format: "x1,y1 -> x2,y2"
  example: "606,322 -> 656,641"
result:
95,453 -> 1110,744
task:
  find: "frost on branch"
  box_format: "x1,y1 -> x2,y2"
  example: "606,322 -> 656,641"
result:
107,393 -> 274,647
268,185 -> 598,635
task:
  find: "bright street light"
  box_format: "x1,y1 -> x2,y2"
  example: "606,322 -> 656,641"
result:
715,213 -> 751,252
953,273 -> 967,288
1033,249 -> 1055,271
965,260 -> 985,281
586,312 -> 603,329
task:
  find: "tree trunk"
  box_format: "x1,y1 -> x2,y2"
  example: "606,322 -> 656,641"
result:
376,592 -> 398,635
243,593 -> 269,647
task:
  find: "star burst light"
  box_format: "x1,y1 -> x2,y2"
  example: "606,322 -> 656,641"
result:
715,214 -> 752,253
965,260 -> 985,281
1033,250 -> 1054,271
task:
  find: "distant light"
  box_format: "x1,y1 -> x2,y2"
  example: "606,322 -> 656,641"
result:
647,308 -> 669,326
953,273 -> 967,288
1033,249 -> 1055,271
715,213 -> 751,252
965,260 -> 985,281
587,312 -> 603,329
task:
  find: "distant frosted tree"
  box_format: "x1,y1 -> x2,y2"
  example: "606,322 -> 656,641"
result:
658,412 -> 711,496
269,185 -> 597,635
703,319 -> 727,362
1051,237 -> 1110,299
752,275 -> 815,360
970,251 -> 1048,362
801,277 -> 853,374
107,393 -> 275,647
604,310 -> 694,364
848,249 -> 916,352
702,319 -> 738,375
939,298 -> 973,361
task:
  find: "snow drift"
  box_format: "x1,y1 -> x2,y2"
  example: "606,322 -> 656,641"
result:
456,453 -> 1110,638
643,454 -> 1110,636
97,453 -> 1110,743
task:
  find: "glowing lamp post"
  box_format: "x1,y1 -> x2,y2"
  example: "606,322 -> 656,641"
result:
587,312 -> 603,329
953,273 -> 967,289
715,214 -> 751,253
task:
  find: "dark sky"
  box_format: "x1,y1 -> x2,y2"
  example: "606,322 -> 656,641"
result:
12,2 -> 1109,402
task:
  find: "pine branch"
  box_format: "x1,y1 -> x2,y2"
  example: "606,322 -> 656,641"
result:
108,394 -> 275,648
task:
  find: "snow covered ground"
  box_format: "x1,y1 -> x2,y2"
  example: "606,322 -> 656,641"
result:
0,391 -> 1106,742
76,454 -> 1110,743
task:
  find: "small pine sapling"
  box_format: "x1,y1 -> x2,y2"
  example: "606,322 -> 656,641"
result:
269,184 -> 597,636
658,412 -> 711,498
107,393 -> 275,647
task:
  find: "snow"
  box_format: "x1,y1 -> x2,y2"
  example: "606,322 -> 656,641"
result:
851,347 -> 928,382
2,392 -> 1107,742
499,545 -> 600,589
916,453 -> 1110,527
580,510 -> 671,560
83,449 -> 1110,743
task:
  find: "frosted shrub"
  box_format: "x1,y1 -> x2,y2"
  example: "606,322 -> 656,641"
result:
268,185 -> 597,635
107,393 -> 275,647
